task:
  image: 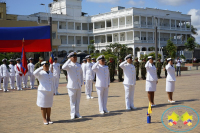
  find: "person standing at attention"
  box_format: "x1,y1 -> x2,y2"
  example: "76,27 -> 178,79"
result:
119,54 -> 137,110
62,52 -> 83,119
166,58 -> 176,103
28,57 -> 35,89
145,56 -> 158,107
92,55 -> 110,114
33,61 -> 54,125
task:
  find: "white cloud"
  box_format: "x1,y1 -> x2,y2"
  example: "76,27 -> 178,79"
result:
86,0 -> 119,4
128,0 -> 145,6
158,0 -> 193,6
188,9 -> 200,43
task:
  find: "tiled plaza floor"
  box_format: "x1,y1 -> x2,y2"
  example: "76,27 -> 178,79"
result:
0,67 -> 200,133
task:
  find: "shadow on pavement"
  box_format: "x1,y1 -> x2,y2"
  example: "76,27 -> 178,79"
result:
84,112 -> 123,118
54,117 -> 92,123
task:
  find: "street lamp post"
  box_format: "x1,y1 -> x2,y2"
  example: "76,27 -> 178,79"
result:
155,17 -> 158,61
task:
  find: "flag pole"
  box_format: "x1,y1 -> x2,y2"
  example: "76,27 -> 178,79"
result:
49,17 -> 52,59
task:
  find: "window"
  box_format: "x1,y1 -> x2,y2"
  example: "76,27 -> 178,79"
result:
0,13 -> 2,19
52,32 -> 56,39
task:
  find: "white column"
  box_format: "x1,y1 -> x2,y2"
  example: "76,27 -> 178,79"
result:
153,32 -> 154,42
105,20 -> 107,30
125,32 -> 127,41
81,23 -> 82,30
67,35 -> 68,44
132,15 -> 134,27
112,34 -> 114,43
133,31 -> 134,42
140,31 -> 141,40
58,21 -> 60,29
180,21 -> 182,30
158,18 -> 160,27
175,20 -> 176,29
118,17 -> 120,28
66,22 -> 68,30
118,33 -> 120,42
74,22 -> 75,30
81,36 -> 83,44
146,32 -> 148,42
105,34 -> 107,43
94,36 -> 96,44
74,36 -> 76,45
170,19 -> 171,29
125,16 -> 127,27
111,18 -> 113,28
190,21 -> 191,31
88,36 -> 90,45
87,23 -> 89,31
146,16 -> 147,27
93,22 -> 95,32
139,15 -> 141,27
185,21 -> 186,30
152,17 -> 154,27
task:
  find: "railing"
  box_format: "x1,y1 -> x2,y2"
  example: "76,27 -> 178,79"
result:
112,26 -> 118,29
126,24 -> 133,27
94,28 -> 105,31
134,24 -> 140,28
119,25 -> 125,28
106,27 -> 112,30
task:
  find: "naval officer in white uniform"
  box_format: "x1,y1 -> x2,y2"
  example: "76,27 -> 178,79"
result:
166,58 -> 176,103
83,55 -> 94,99
33,61 -> 54,125
8,59 -> 16,90
15,58 -> 23,90
92,55 -> 110,114
62,52 -> 83,119
145,56 -> 158,106
51,57 -> 60,95
28,57 -> 35,89
119,54 -> 137,110
1,59 -> 10,92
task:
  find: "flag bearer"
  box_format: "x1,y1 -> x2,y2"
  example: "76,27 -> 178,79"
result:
92,55 -> 110,114
28,57 -> 35,89
83,55 -> 94,99
15,58 -> 23,90
1,59 -> 10,92
22,62 -> 29,88
62,52 -> 83,120
8,59 -> 15,89
51,57 -> 60,95
119,54 -> 137,110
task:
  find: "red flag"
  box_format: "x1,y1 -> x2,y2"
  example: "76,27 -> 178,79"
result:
21,38 -> 28,75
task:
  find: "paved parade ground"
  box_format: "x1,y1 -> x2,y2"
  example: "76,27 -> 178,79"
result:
0,68 -> 200,133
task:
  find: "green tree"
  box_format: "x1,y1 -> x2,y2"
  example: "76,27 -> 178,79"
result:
185,37 -> 196,63
186,24 -> 198,35
166,39 -> 177,59
148,52 -> 161,60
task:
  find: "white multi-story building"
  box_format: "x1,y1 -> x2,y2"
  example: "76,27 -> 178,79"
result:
17,0 -> 192,57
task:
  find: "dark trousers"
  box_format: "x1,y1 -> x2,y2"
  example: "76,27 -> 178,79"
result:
177,66 -> 181,76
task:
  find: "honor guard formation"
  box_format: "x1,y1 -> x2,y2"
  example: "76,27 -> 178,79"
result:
0,52 -> 179,125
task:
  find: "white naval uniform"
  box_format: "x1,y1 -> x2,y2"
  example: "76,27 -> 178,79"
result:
8,64 -> 15,89
0,66 -> 2,90
28,62 -> 35,89
22,70 -> 28,88
50,62 -> 60,94
119,61 -> 136,109
145,61 -> 158,92
14,63 -> 23,90
83,62 -> 94,98
62,59 -> 83,118
81,63 -> 86,93
33,67 -> 54,108
92,61 -> 110,112
166,64 -> 176,92
0,64 -> 10,91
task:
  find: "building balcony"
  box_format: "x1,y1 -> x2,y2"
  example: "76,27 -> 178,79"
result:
61,44 -> 89,47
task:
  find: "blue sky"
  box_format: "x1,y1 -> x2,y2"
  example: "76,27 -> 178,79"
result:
3,0 -> 200,43
4,0 -> 199,16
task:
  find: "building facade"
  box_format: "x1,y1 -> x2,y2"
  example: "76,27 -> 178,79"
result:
16,0 -> 192,58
